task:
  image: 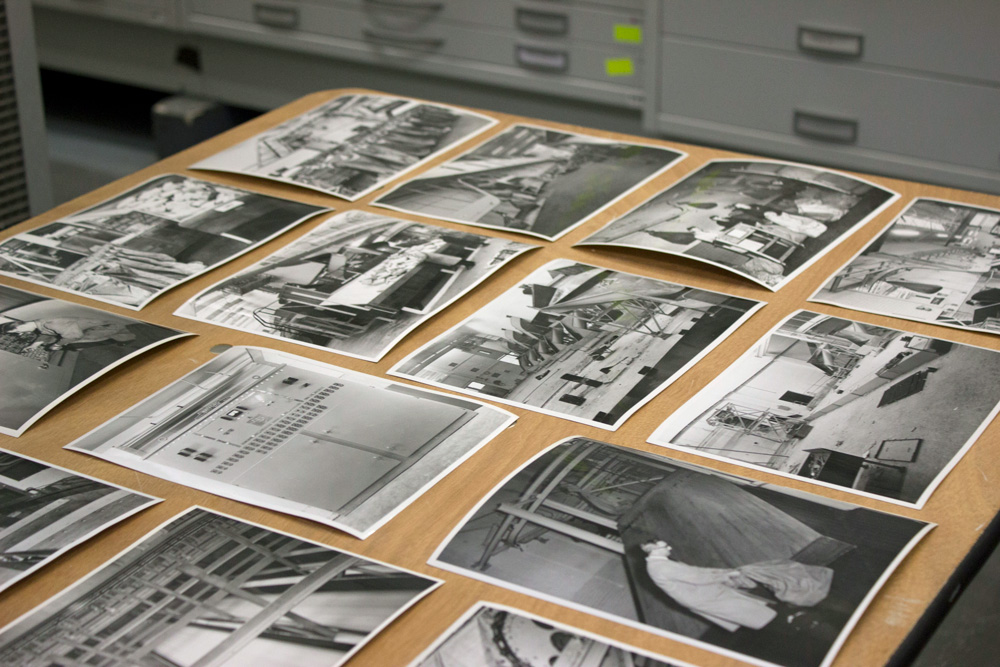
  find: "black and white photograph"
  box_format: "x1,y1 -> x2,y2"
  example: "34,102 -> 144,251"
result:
390,259 -> 762,430
0,506 -> 440,667
577,160 -> 899,290
193,93 -> 497,201
409,602 -> 691,667
649,310 -> 1000,508
811,198 -> 1000,334
0,174 -> 330,309
175,211 -> 537,361
0,285 -> 190,436
374,124 -> 687,241
67,345 -> 517,539
431,438 -> 932,667
0,448 -> 159,594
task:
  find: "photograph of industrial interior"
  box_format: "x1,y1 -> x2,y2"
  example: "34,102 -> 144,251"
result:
410,602 -> 686,667
650,310 -> 1000,507
67,346 -> 515,538
812,198 -> 1000,334
0,507 -> 439,667
578,160 -> 898,290
0,284 -> 188,436
0,449 -> 157,594
432,438 -> 931,667
391,259 -> 761,429
194,93 -> 496,200
374,124 -> 686,240
0,175 -> 329,309
175,210 -> 536,361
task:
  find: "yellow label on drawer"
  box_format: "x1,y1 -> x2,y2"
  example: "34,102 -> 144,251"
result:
605,58 -> 635,77
613,24 -> 643,44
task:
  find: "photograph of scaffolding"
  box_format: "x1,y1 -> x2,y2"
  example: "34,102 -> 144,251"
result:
390,259 -> 762,430
577,160 -> 898,290
649,310 -> 1000,507
375,124 -> 686,241
0,285 -> 189,436
194,93 -> 497,200
432,438 -> 931,667
0,175 -> 329,309
0,449 -> 158,594
811,198 -> 1000,334
67,346 -> 516,539
175,211 -> 537,361
0,507 -> 440,667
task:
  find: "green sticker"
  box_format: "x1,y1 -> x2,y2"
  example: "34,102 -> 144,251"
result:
613,24 -> 643,44
605,58 -> 635,77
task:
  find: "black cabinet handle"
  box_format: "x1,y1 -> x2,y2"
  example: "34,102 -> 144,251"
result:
515,45 -> 569,73
363,30 -> 445,52
515,8 -> 569,36
798,26 -> 863,58
793,110 -> 858,144
253,3 -> 300,29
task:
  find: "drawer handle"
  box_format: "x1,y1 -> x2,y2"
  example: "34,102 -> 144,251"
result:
798,26 -> 863,58
363,30 -> 445,52
253,3 -> 300,30
362,0 -> 444,12
516,45 -> 568,73
516,9 -> 569,36
794,110 -> 858,144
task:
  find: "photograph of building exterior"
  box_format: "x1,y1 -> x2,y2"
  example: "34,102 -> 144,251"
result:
432,438 -> 931,667
375,124 -> 686,241
0,285 -> 189,436
194,93 -> 497,200
578,160 -> 898,290
0,175 -> 329,309
0,449 -> 158,594
409,602 -> 686,667
68,346 -> 516,539
390,259 -> 762,430
0,507 -> 440,667
649,310 -> 1000,507
175,211 -> 537,361
811,198 -> 1000,334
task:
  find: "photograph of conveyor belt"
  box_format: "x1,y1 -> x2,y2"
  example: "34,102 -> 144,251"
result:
431,438 -> 931,667
390,259 -> 762,430
577,159 -> 898,291
374,123 -> 686,241
649,310 -> 1000,508
0,507 -> 440,667
175,211 -> 537,361
193,93 -> 497,201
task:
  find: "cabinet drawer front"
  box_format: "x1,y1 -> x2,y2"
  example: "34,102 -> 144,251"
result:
37,0 -> 179,26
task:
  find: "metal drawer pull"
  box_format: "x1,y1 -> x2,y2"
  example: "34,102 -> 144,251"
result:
363,30 -> 445,52
793,110 -> 858,144
253,3 -> 300,30
363,0 -> 444,10
515,46 -> 568,72
516,9 -> 569,36
798,26 -> 863,58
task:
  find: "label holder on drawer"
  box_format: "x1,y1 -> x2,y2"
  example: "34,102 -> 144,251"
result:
515,45 -> 569,73
515,9 -> 569,36
798,26 -> 864,59
793,109 -> 858,144
253,3 -> 300,30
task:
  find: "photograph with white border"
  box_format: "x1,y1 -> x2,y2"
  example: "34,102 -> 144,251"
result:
373,123 -> 687,241
390,259 -> 763,430
67,345 -> 517,539
0,448 -> 159,594
576,159 -> 899,290
810,197 -> 1000,334
0,506 -> 441,667
408,601 -> 695,667
0,284 -> 191,436
193,93 -> 497,201
0,174 -> 330,309
430,437 -> 932,667
175,210 -> 538,361
649,309 -> 1000,508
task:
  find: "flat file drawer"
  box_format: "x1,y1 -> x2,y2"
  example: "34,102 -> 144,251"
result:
659,0 -> 1000,84
658,39 -> 1000,173
35,0 -> 180,27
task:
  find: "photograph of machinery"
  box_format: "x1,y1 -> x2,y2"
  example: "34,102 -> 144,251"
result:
0,175 -> 329,309
409,602 -> 687,667
578,160 -> 898,290
375,124 -> 686,241
67,346 -> 516,539
390,259 -> 762,430
432,438 -> 931,667
0,449 -> 158,594
0,285 -> 189,436
649,310 -> 1000,507
194,93 -> 496,200
811,198 -> 1000,334
175,211 -> 536,361
0,507 -> 439,666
